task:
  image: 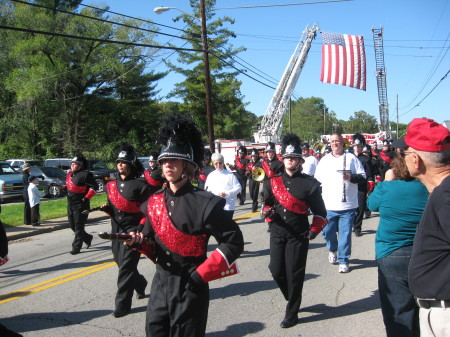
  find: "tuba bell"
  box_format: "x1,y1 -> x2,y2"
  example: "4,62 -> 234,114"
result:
252,167 -> 266,182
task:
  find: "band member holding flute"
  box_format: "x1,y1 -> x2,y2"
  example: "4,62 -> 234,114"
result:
314,133 -> 366,273
65,154 -> 97,255
101,143 -> 153,318
262,133 -> 327,329
126,113 -> 244,337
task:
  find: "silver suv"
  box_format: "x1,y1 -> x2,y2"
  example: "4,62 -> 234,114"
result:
0,162 -> 24,203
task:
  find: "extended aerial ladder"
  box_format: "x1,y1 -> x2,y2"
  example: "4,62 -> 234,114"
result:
372,26 -> 391,137
254,24 -> 319,143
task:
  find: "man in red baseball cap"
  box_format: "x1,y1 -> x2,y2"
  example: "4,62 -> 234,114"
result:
400,118 -> 450,337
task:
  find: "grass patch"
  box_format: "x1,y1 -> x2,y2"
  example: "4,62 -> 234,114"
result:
1,193 -> 108,227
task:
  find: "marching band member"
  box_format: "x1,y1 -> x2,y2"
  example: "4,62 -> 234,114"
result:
262,133 -> 327,329
65,154 -> 97,255
102,144 -> 153,318
128,113 -> 244,337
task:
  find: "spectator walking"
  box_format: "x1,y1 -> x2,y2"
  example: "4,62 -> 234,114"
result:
205,152 -> 242,220
263,133 -> 327,328
301,143 -> 319,176
314,132 -> 366,273
397,118 -> 450,337
27,176 -> 45,227
367,155 -> 428,337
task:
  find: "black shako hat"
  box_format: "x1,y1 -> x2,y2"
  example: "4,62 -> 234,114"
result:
352,133 -> 366,147
237,146 -> 247,155
250,148 -> 259,157
71,153 -> 87,170
149,151 -> 159,162
116,143 -> 138,165
265,142 -> 276,152
156,113 -> 204,169
281,133 -> 302,159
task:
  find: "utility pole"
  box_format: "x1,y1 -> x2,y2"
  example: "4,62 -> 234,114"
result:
396,94 -> 399,137
199,0 -> 215,152
323,107 -> 326,134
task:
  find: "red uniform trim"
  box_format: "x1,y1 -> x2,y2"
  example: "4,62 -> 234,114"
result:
310,216 -> 328,234
147,193 -> 208,257
107,180 -> 141,213
379,151 -> 392,164
271,176 -> 309,214
144,170 -> 163,187
85,188 -> 96,200
234,159 -> 246,170
262,160 -> 276,178
196,249 -> 239,283
66,171 -> 88,194
247,162 -> 255,172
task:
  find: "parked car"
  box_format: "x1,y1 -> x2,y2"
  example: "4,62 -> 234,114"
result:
0,162 -> 24,203
30,167 -> 67,198
6,159 -> 42,170
43,158 -> 116,193
138,156 -> 150,170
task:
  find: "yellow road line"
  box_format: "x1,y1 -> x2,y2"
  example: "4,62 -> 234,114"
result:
234,211 -> 259,223
1,211 -> 258,304
0,260 -> 116,304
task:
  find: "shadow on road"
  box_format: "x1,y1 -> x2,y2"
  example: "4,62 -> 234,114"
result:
298,290 -> 380,324
207,321 -> 265,337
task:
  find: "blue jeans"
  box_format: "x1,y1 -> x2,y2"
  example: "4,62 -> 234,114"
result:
377,245 -> 419,337
322,209 -> 355,264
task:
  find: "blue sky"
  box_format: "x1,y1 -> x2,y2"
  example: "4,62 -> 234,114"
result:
90,0 -> 450,126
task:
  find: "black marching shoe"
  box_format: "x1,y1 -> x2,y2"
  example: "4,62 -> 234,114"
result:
85,234 -> 93,249
136,280 -> 148,299
70,249 -> 80,255
354,230 -> 362,237
113,308 -> 131,318
280,317 -> 298,329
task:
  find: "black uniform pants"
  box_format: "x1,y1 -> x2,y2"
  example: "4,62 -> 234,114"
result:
68,199 -> 91,251
112,240 -> 147,312
353,190 -> 367,233
146,265 -> 209,337
248,178 -> 260,212
269,224 -> 309,321
236,175 -> 247,204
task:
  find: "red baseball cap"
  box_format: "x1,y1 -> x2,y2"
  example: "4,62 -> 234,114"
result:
395,118 -> 450,152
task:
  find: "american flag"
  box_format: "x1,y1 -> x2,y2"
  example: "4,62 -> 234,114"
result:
320,32 -> 366,91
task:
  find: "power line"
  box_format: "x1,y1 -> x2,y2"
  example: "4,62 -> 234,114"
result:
213,0 -> 353,10
0,24 -> 203,53
10,0 -> 202,44
399,68 -> 450,117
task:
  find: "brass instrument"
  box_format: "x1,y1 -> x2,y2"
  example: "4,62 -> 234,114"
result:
251,167 -> 265,182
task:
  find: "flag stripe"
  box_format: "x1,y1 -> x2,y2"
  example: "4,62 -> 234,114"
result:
320,32 -> 366,91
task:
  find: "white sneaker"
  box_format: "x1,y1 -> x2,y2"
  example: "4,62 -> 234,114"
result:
328,251 -> 337,264
339,263 -> 350,273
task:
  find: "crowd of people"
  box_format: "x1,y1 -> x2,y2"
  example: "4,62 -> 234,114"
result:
4,116 -> 448,337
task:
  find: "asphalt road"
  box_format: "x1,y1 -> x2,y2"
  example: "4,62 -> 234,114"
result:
0,201 -> 385,337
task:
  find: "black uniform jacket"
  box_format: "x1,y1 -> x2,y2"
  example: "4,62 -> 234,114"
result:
234,157 -> 250,180
66,170 -> 97,203
141,182 -> 244,281
356,153 -> 374,192
263,172 -> 327,237
105,176 -> 152,233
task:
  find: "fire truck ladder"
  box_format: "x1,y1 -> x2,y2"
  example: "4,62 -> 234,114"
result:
254,24 -> 319,143
372,26 -> 391,136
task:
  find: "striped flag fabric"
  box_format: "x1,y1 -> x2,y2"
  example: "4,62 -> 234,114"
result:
320,32 -> 366,91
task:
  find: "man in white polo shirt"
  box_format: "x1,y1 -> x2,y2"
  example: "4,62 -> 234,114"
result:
315,133 -> 366,273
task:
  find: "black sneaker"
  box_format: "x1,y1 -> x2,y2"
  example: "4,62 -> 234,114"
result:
85,235 -> 93,249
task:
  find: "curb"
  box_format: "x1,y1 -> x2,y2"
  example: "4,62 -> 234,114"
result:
6,214 -> 109,241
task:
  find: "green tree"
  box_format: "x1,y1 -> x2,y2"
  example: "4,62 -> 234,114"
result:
164,0 -> 255,141
0,1 -> 164,159
342,110 -> 379,134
